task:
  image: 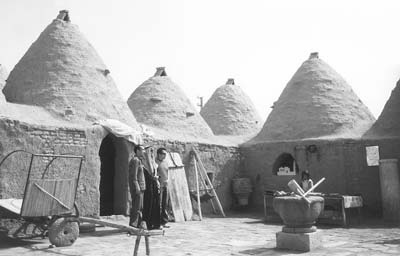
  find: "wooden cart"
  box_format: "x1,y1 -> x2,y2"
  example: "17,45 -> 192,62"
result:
0,150 -> 84,246
0,150 -> 164,255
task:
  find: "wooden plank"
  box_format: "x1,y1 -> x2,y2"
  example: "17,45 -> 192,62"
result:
22,180 -> 53,217
78,217 -> 164,236
174,167 -> 193,221
33,183 -> 70,210
0,199 -> 22,215
165,152 -> 184,168
21,179 -> 76,217
170,152 -> 183,167
164,152 -> 193,222
167,169 -> 185,222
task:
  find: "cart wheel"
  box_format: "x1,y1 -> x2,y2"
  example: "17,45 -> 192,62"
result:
48,218 -> 79,247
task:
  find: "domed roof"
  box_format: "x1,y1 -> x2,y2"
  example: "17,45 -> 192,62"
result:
3,10 -> 138,128
200,78 -> 262,136
0,64 -> 8,102
364,79 -> 400,138
252,52 -> 375,143
127,67 -> 214,141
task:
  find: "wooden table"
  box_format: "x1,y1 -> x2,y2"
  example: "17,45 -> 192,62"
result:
263,192 -> 363,227
318,194 -> 363,227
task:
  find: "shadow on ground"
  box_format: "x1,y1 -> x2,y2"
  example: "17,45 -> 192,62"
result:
28,247 -> 79,256
0,233 -> 42,249
239,247 -> 304,255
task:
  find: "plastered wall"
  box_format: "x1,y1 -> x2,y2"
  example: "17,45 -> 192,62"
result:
241,139 -> 384,215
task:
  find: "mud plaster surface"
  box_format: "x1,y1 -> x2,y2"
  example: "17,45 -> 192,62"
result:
252,57 -> 375,143
0,103 -> 83,128
200,83 -> 262,136
3,18 -> 138,128
364,80 -> 400,139
128,76 -> 214,141
142,125 -> 254,146
1,213 -> 400,256
0,64 -> 8,102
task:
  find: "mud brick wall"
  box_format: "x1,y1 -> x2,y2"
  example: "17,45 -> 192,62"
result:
241,139 -> 383,216
144,136 -> 241,214
0,118 -> 88,203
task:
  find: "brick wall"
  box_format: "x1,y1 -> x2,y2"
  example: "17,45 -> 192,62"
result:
0,118 -> 88,201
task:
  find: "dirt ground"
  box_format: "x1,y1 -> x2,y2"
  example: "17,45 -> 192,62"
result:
1,212 -> 400,256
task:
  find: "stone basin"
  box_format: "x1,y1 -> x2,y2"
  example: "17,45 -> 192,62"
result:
273,195 -> 324,231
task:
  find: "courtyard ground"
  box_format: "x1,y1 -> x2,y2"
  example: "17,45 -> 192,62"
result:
1,212 -> 400,256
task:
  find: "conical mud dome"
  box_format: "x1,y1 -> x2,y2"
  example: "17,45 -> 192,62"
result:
200,78 -> 262,136
364,79 -> 400,138
3,10 -> 138,127
252,52 -> 375,142
127,67 -> 214,140
0,64 -> 8,102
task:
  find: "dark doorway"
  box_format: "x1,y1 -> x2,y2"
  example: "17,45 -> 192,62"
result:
99,134 -> 116,216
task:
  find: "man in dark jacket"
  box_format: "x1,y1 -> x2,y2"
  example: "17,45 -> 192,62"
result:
128,144 -> 146,227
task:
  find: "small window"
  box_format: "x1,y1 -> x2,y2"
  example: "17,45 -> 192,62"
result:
272,153 -> 299,176
150,97 -> 162,103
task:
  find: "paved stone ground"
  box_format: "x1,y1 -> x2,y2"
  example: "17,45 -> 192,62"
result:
1,212 -> 400,256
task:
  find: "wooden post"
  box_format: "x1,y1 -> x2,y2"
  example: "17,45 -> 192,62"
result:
133,235 -> 141,256
193,155 -> 202,220
341,197 -> 347,227
145,236 -> 150,255
142,221 -> 150,255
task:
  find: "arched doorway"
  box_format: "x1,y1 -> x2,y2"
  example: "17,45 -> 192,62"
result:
272,153 -> 299,176
99,134 -> 116,216
99,134 -> 130,216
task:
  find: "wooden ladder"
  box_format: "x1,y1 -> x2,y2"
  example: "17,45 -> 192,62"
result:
190,149 -> 226,220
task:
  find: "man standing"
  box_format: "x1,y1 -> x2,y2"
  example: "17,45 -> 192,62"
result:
156,147 -> 170,227
142,147 -> 161,230
128,144 -> 146,227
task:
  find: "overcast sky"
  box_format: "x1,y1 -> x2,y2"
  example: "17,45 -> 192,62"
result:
1,0 -> 400,121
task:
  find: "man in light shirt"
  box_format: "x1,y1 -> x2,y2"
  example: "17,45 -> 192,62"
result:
156,147 -> 170,227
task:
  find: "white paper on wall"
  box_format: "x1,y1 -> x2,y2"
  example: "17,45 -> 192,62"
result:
366,146 -> 380,166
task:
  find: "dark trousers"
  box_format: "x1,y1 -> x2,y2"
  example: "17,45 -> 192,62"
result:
143,171 -> 161,229
160,186 -> 169,225
130,188 -> 144,227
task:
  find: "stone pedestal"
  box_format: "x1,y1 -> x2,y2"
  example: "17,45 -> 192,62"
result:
276,230 -> 322,252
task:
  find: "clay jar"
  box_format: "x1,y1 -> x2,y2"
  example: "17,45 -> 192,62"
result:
231,177 -> 252,206
273,195 -> 324,233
